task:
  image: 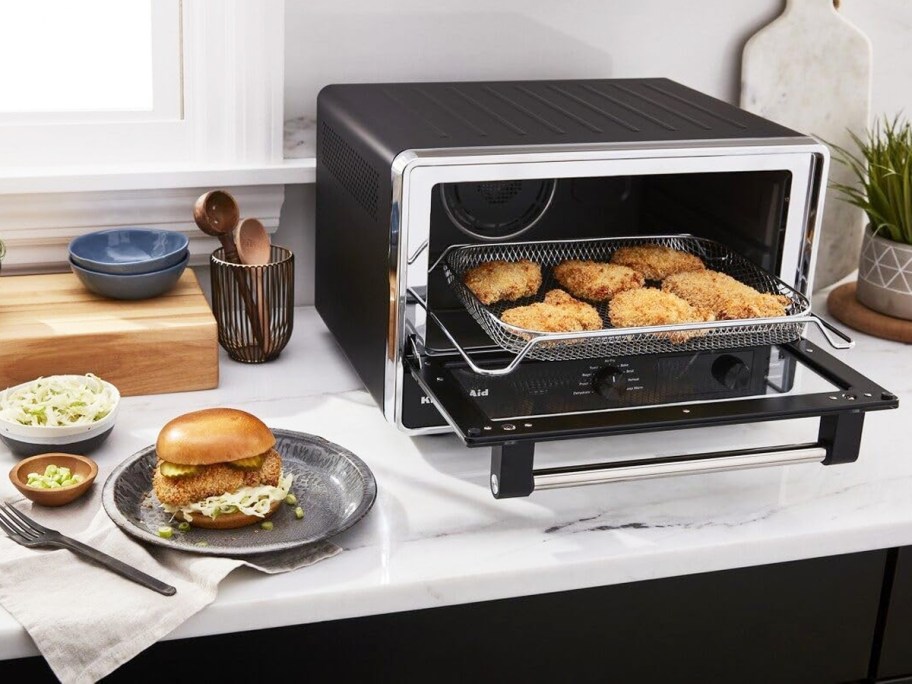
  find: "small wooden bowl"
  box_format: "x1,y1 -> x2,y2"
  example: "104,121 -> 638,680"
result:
8,453 -> 98,506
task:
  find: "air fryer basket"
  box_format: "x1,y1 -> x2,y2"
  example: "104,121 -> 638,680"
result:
410,235 -> 852,376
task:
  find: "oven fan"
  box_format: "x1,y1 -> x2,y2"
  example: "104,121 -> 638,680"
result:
440,179 -> 556,241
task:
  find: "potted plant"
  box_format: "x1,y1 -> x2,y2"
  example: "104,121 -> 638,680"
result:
831,116 -> 912,320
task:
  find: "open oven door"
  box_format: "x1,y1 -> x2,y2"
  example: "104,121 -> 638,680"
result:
405,338 -> 898,498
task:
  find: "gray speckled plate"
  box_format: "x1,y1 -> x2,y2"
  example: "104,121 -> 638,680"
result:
102,429 -> 377,556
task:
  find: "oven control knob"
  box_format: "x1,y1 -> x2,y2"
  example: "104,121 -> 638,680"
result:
593,365 -> 627,400
712,355 -> 751,390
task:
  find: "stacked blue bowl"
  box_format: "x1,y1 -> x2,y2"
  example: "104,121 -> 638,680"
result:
68,228 -> 190,300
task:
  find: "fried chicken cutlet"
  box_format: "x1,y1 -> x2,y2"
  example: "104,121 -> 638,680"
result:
463,259 -> 542,305
553,260 -> 644,301
610,244 -> 705,281
609,288 -> 715,343
662,270 -> 790,320
152,449 -> 282,508
501,289 -> 602,332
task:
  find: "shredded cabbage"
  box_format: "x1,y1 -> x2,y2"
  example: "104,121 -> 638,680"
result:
162,472 -> 294,523
0,374 -> 116,427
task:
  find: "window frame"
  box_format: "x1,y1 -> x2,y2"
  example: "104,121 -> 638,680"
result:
0,0 -> 305,276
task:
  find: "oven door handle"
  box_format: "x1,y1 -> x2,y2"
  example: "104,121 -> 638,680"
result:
491,442 -> 836,499
528,445 -> 826,492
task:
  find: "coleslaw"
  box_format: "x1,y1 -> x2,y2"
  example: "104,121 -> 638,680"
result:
0,374 -> 117,427
161,471 -> 294,523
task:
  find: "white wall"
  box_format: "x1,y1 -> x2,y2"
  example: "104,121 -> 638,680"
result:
274,0 -> 912,303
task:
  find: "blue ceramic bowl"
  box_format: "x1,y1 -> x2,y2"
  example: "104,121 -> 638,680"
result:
69,228 -> 189,275
70,253 -> 189,300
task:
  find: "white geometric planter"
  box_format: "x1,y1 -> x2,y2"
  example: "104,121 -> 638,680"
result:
857,225 -> 912,320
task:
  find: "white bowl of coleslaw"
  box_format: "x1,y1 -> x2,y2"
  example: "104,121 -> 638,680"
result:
0,374 -> 120,457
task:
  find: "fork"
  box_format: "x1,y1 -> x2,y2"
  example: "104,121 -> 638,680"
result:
0,503 -> 176,596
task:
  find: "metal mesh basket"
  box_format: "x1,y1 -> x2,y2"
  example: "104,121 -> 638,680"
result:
440,235 -> 811,360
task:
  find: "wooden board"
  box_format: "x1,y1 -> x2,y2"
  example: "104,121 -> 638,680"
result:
827,281 -> 912,344
741,0 -> 871,290
0,270 -> 219,396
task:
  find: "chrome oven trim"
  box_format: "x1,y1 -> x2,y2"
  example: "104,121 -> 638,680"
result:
384,137 -> 829,435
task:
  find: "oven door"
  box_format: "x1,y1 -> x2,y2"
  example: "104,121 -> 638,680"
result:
405,339 -> 897,498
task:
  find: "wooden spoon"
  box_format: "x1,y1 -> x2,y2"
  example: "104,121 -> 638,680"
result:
236,217 -> 271,266
193,190 -> 242,262
236,218 -> 272,349
193,190 -> 264,349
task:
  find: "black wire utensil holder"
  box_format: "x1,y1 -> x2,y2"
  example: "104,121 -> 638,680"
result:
211,245 -> 294,363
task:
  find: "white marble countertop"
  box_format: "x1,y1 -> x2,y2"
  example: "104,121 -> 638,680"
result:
1,303 -> 910,661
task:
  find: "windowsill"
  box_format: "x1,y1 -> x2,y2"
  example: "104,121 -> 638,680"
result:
0,119 -> 316,274
0,118 -> 317,195
0,158 -> 314,194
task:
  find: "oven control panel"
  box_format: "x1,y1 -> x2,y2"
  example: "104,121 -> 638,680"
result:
447,347 -> 778,421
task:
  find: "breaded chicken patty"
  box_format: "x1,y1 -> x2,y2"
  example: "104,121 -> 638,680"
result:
153,449 -> 282,507
662,270 -> 790,320
463,259 -> 542,305
610,244 -> 705,281
609,288 -> 715,343
553,260 -> 644,301
501,289 -> 602,332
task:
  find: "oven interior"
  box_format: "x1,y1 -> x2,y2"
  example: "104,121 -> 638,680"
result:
407,170 -> 805,421
424,171 -> 792,355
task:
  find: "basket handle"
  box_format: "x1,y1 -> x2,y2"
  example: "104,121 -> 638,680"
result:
799,314 -> 854,350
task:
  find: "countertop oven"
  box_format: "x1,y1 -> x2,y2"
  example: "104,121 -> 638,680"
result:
315,78 -> 898,498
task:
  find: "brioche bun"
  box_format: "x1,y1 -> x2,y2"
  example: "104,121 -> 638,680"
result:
174,498 -> 282,530
156,408 -> 276,466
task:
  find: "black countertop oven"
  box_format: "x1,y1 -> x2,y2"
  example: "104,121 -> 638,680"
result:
315,78 -> 898,498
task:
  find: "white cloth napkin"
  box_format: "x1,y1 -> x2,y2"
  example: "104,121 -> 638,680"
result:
0,494 -> 339,684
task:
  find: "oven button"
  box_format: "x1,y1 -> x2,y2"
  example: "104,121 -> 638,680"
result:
593,365 -> 628,400
711,355 -> 751,390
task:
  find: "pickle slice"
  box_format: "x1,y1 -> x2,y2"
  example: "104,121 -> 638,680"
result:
160,461 -> 200,477
228,454 -> 265,470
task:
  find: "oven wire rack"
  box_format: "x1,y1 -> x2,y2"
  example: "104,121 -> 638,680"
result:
411,235 -> 853,377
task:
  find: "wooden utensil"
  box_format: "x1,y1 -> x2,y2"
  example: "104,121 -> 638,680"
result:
236,218 -> 272,350
193,190 -> 242,262
193,191 -> 264,349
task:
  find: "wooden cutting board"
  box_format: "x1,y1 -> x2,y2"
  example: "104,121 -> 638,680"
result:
0,270 -> 219,396
741,0 -> 871,290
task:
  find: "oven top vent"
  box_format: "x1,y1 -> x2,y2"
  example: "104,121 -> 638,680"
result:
317,78 -> 804,165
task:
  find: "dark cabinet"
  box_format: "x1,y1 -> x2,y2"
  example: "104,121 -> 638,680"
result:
878,547 -> 912,680
0,548 -> 899,683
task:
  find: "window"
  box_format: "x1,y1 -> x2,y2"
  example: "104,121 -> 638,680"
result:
0,0 -> 179,123
0,0 -> 289,173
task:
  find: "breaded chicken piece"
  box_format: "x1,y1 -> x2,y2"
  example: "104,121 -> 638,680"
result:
609,288 -> 715,343
610,244 -> 705,281
152,450 -> 282,508
553,260 -> 645,301
662,270 -> 791,320
463,259 -> 542,305
501,289 -> 602,332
